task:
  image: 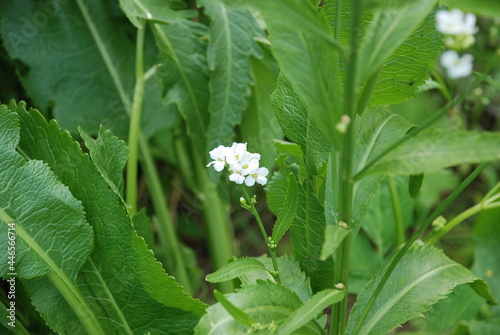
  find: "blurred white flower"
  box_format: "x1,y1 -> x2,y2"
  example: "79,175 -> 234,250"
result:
436,9 -> 478,49
245,167 -> 269,187
207,143 -> 269,186
206,145 -> 227,172
440,50 -> 474,79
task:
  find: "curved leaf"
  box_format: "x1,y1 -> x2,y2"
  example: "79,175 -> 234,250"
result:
206,257 -> 271,283
346,244 -> 495,335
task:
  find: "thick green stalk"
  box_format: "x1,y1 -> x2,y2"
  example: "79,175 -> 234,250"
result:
331,0 -> 362,334
351,162 -> 489,335
387,176 -> 405,246
139,135 -> 193,294
193,154 -> 235,293
126,20 -> 146,216
241,187 -> 281,283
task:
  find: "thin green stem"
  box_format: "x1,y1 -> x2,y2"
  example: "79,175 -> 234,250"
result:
351,162 -> 489,335
432,68 -> 453,102
126,20 -> 146,216
241,187 -> 281,283
139,136 -> 193,295
387,176 -> 405,246
0,301 -> 30,335
353,76 -> 483,181
331,0 -> 362,333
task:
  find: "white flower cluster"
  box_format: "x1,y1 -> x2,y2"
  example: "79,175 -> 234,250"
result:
206,143 -> 269,186
436,9 -> 478,79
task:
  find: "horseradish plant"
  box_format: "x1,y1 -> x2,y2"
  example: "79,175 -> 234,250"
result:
0,0 -> 499,334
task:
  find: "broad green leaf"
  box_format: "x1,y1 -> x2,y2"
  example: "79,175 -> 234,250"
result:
201,0 -> 264,151
346,244 -> 495,335
154,19 -> 210,151
206,257 -> 271,283
440,0 -> 500,18
79,126 -> 128,196
320,225 -> 351,261
352,108 -> 415,234
195,280 -> 324,334
272,173 -> 299,244
349,234 -> 386,294
118,0 -> 193,27
276,289 -> 345,335
213,290 -> 255,327
272,75 -> 330,173
14,102 -> 205,334
357,0 -> 437,87
369,10 -> 443,106
240,0 -> 343,147
360,129 -> 500,177
255,255 -> 313,303
0,0 -> 168,139
133,209 -> 155,249
242,48 -> 282,169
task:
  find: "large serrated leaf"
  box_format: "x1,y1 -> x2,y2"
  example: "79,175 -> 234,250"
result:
346,244 -> 495,335
12,102 -> 205,334
195,280 -> 324,334
201,0 -> 264,150
272,173 -> 299,244
360,129 -> 500,177
206,257 -> 271,283
0,0 -> 168,139
272,75 -> 330,174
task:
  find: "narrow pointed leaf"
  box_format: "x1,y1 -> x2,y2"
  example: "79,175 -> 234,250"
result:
320,225 -> 351,261
276,289 -> 345,335
206,257 -> 271,283
272,173 -> 299,244
214,290 -> 255,327
201,0 -> 264,150
346,244 -> 495,335
360,129 -> 500,177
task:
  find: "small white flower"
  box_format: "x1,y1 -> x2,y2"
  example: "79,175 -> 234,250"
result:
440,50 -> 474,79
229,170 -> 246,184
436,9 -> 478,36
245,167 -> 269,186
206,145 -> 227,172
224,142 -> 248,165
230,152 -> 260,175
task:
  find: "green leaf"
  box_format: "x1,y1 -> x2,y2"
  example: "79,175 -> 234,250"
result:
118,0 -> 194,27
79,126 -> 128,196
369,10 -> 443,106
133,209 -> 155,249
276,288 -> 345,335
255,255 -> 313,303
272,75 -> 330,173
201,0 -> 264,150
0,0 -> 168,139
357,0 -> 437,87
320,225 -> 351,261
206,257 -> 271,283
346,244 -> 495,335
241,47 -> 282,169
409,174 -> 425,198
154,19 -> 210,151
349,234 -> 386,295
14,102 -> 205,334
272,173 -> 299,244
361,129 -> 500,177
195,280 -> 324,334
240,0 -> 343,147
214,290 -> 255,327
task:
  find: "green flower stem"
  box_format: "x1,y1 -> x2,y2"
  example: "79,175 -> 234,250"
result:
193,154 -> 235,293
351,162 -> 489,335
424,180 -> 500,245
433,68 -> 453,102
331,0 -> 362,334
353,76 -> 483,181
241,186 -> 281,284
126,20 -> 146,216
139,135 -> 193,295
387,176 -> 405,246
0,210 -> 106,335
